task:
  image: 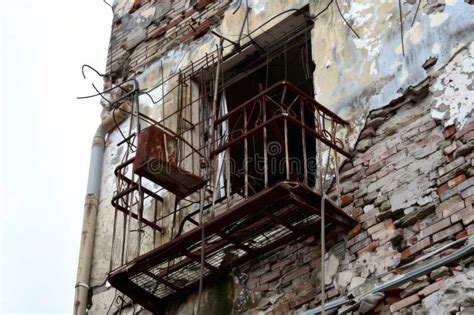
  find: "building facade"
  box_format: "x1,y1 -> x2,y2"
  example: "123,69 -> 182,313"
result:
75,0 -> 474,314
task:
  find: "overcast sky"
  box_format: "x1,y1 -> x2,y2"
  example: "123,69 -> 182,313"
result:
1,0 -> 111,313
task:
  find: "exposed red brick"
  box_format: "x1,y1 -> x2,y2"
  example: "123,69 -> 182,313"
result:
194,0 -> 212,10
418,218 -> 451,239
390,294 -> 420,313
432,223 -> 463,243
260,270 -> 281,284
437,182 -> 450,195
418,279 -> 444,297
147,27 -> 167,41
348,224 -> 362,239
454,121 -> 474,140
348,207 -> 364,219
443,143 -> 457,155
285,290 -> 296,300
444,125 -> 456,139
327,288 -> 339,299
462,130 -> 474,141
282,265 -> 310,284
448,174 -> 467,189
456,230 -> 468,239
441,199 -> 466,218
290,291 -> 316,308
347,231 -> 368,248
438,157 -> 466,177
218,7 -> 227,16
385,287 -> 403,296
450,204 -> 474,225
385,296 -> 401,305
193,19 -> 213,39
401,237 -> 431,260
183,8 -> 196,18
350,237 -> 373,255
357,240 -> 380,255
166,16 -> 184,31
340,194 -> 354,207
180,30 -> 196,42
440,248 -> 457,257
298,282 -> 315,293
129,0 -> 142,14
368,219 -> 393,236
272,301 -> 290,314
373,227 -> 403,245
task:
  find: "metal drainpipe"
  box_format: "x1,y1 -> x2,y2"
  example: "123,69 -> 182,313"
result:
73,103 -> 131,315
73,125 -> 106,315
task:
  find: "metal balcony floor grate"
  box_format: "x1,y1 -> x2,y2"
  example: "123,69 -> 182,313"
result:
109,181 -> 356,314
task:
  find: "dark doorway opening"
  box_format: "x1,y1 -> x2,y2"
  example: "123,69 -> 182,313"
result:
218,29 -> 317,197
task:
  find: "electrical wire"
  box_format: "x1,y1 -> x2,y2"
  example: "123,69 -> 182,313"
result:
232,0 -> 243,15
103,0 -> 113,9
245,0 -> 264,52
398,0 -> 406,57
411,0 -> 422,27
334,0 -> 360,38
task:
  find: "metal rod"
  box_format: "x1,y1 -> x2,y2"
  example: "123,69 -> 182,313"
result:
263,96 -> 268,189
244,107 -> 248,199
301,99 -> 308,185
284,116 -> 290,180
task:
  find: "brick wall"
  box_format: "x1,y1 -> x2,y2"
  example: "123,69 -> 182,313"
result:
235,78 -> 474,314
106,0 -> 230,81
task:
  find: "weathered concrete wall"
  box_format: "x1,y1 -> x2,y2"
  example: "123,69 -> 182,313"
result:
85,0 -> 474,313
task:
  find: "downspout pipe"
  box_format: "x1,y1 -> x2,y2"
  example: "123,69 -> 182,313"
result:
73,102 -> 131,315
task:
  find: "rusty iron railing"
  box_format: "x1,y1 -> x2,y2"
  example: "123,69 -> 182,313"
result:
108,80 -> 356,313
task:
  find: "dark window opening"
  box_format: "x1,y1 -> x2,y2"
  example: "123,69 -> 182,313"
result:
215,29 -> 317,198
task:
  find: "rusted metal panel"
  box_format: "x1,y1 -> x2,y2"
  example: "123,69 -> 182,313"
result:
133,126 -> 205,198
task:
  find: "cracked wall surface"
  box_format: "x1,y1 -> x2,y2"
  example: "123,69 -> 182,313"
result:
310,0 -> 474,147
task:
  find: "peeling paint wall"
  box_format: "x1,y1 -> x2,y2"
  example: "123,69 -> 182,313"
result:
310,0 -> 474,146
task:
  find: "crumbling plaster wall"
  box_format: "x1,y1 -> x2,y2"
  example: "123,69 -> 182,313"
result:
310,0 -> 474,146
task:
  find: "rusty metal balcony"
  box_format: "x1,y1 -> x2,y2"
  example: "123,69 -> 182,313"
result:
108,81 -> 356,313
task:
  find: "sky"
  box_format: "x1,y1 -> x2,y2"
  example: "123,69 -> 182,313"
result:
1,0 -> 111,313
